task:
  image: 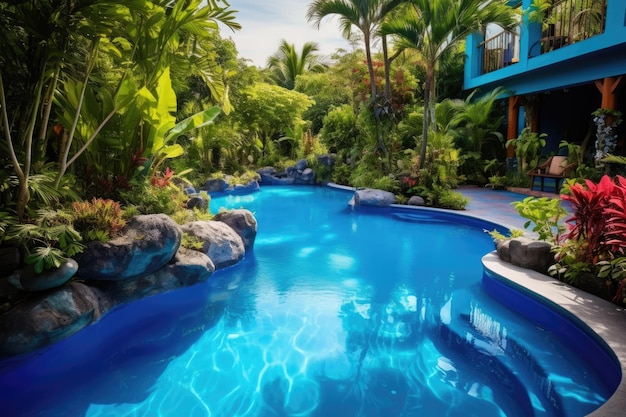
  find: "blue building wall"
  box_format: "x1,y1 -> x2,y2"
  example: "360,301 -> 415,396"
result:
465,0 -> 626,95
465,0 -> 626,155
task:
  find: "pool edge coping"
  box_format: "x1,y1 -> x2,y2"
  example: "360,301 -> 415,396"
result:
482,252 -> 626,417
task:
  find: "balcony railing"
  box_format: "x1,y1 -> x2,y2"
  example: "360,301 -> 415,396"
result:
481,29 -> 520,74
539,0 -> 607,53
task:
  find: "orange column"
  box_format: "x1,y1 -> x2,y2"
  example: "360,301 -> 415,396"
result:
507,96 -> 521,158
594,76 -> 623,111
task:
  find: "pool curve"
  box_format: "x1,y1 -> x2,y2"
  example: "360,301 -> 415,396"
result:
371,183 -> 626,417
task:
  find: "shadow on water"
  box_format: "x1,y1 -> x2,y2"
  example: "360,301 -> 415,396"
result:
0,267 -> 253,417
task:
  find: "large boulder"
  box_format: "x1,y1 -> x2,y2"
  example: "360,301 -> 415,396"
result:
407,196 -> 425,206
214,209 -> 257,251
351,188 -> 396,207
181,221 -> 245,269
75,214 -> 182,280
8,259 -> 78,291
186,195 -> 209,211
0,282 -> 109,357
0,248 -> 215,358
503,237 -> 553,274
100,247 -> 215,305
295,159 -> 308,171
296,168 -> 315,184
201,178 -> 228,193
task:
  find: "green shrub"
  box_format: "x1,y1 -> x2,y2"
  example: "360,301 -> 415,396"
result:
512,196 -> 567,245
4,209 -> 84,273
71,198 -> 126,242
120,180 -> 187,216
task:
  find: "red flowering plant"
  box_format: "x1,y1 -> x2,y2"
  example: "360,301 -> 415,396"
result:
150,167 -> 175,188
553,175 -> 626,304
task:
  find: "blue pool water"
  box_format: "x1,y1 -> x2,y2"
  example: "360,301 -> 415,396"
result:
0,186 -> 618,416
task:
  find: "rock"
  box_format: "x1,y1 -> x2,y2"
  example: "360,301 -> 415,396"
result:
286,166 -> 297,177
496,239 -> 512,263
0,282 -> 109,357
9,259 -> 78,291
181,221 -> 245,269
184,186 -> 197,195
101,247 -> 215,305
232,180 -> 260,194
201,178 -> 228,193
187,195 -> 209,211
75,214 -> 182,280
298,168 -> 315,183
508,237 -> 553,274
351,188 -> 396,207
0,246 -> 21,277
407,196 -> 425,206
295,159 -> 308,171
257,166 -> 278,176
214,209 -> 257,251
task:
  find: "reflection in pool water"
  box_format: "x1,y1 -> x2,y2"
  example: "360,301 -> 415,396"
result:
0,186 -> 617,416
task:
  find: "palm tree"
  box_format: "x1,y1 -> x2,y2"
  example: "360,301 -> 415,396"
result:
381,0 -> 516,168
307,0 -> 404,165
267,40 -> 327,90
307,0 -> 404,102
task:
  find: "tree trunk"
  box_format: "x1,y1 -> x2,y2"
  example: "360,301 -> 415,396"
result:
419,69 -> 434,169
34,65 -> 61,164
365,34 -> 388,171
382,36 -> 392,102
364,36 -> 377,100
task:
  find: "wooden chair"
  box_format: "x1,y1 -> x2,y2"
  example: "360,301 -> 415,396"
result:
527,156 -> 577,193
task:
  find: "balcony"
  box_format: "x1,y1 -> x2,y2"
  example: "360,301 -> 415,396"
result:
464,0 -> 625,94
481,29 -> 520,74
530,0 -> 607,56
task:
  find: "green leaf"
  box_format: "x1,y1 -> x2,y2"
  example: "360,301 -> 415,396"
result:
164,106 -> 221,142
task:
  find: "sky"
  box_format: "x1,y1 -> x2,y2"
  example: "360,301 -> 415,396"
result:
220,1 -> 354,67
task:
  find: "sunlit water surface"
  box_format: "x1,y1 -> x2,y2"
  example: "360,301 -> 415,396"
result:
0,186 -> 615,417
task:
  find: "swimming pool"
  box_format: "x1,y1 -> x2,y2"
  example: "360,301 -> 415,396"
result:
0,186 -> 619,416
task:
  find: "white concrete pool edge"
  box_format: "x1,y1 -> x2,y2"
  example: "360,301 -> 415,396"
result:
482,253 -> 626,417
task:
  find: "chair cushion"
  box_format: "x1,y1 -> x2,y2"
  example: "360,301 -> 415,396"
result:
547,156 -> 567,175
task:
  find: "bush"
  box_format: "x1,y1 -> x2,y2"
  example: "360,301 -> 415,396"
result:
120,179 -> 188,216
71,198 -> 126,242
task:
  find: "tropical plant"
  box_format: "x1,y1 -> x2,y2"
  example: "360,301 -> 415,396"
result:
448,87 -> 506,155
307,0 -> 405,102
71,198 -> 126,242
550,175 -> 626,300
234,83 -> 314,159
267,40 -> 327,90
3,210 -> 84,273
561,175 -> 626,263
381,0 -> 516,169
120,178 -> 188,216
307,0 -> 406,158
0,0 -> 240,220
320,104 -> 360,153
486,228 -> 525,241
512,196 -> 567,245
505,127 -> 547,171
0,0 -> 143,219
403,130 -> 468,209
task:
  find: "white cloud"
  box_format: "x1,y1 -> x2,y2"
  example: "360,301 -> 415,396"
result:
221,0 -> 353,67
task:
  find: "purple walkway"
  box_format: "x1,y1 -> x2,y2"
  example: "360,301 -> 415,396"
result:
457,186 -> 572,232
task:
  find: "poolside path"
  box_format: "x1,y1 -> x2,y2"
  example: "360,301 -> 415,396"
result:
456,185 -> 571,231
